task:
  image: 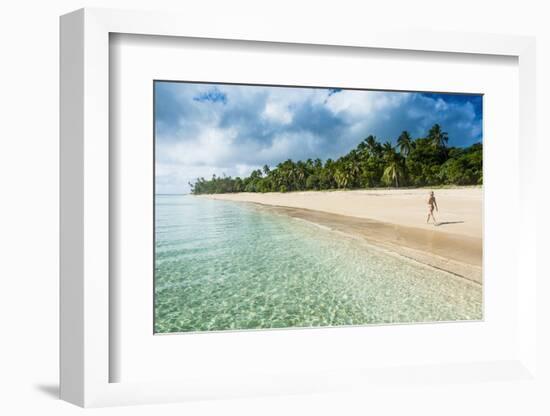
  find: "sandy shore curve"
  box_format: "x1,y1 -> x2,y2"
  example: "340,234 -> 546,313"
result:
201,187 -> 483,283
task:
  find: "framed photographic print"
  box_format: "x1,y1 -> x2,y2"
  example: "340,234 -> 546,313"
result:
60,8 -> 539,408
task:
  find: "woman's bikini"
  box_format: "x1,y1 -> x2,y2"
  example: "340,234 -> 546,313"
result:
428,196 -> 436,212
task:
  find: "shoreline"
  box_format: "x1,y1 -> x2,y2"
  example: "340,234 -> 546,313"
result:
199,188 -> 483,284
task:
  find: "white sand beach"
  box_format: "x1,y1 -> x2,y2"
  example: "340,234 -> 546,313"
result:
204,187 -> 482,238
202,187 -> 483,283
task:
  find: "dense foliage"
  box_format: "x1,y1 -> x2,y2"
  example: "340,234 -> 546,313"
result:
190,124 -> 482,194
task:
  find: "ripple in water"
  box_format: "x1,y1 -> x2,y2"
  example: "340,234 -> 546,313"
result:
154,195 -> 482,333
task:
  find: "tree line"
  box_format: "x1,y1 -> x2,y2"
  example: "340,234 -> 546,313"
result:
190,124 -> 482,194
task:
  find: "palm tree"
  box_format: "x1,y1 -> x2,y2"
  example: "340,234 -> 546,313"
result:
250,169 -> 262,179
383,159 -> 405,187
271,170 -> 283,190
382,147 -> 405,187
313,158 -> 323,170
345,160 -> 360,186
295,161 -> 307,189
365,135 -> 378,154
262,164 -> 270,176
428,124 -> 449,148
382,141 -> 394,159
334,168 -> 350,189
397,131 -> 413,157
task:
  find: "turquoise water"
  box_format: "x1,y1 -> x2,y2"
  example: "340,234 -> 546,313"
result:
154,195 -> 482,333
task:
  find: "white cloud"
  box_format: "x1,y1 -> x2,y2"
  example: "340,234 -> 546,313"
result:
262,101 -> 293,124
325,90 -> 410,120
158,125 -> 238,166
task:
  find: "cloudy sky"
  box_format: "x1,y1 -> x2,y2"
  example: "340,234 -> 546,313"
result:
155,81 -> 482,194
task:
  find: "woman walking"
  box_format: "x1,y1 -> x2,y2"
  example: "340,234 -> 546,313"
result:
426,191 -> 438,224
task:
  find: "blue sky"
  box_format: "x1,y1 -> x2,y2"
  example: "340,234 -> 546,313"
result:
155,82 -> 482,194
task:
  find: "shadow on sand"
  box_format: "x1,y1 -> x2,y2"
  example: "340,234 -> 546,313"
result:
435,221 -> 465,226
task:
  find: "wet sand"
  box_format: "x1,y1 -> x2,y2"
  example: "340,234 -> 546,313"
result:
202,188 -> 483,284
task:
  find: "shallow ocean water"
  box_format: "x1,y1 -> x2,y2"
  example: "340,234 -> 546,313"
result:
154,195 -> 482,333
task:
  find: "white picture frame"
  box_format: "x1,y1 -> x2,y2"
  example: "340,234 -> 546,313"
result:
60,7 -> 538,407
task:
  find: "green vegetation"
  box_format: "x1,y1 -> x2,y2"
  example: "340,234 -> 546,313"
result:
190,124 -> 482,194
